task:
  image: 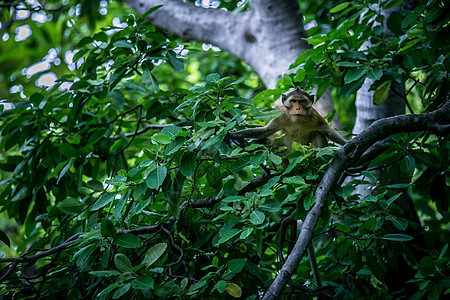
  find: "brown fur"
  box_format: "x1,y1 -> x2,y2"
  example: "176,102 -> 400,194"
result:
232,88 -> 347,152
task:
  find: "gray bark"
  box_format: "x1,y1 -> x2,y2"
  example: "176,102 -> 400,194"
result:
121,0 -> 339,126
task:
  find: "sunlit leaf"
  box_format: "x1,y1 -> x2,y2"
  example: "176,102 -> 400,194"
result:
144,243 -> 168,267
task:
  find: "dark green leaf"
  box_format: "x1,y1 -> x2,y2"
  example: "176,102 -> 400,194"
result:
0,229 -> 10,247
131,275 -> 155,289
365,250 -> 385,283
101,219 -> 116,237
226,258 -> 247,274
380,234 -> 413,242
180,152 -> 196,177
341,76 -> 365,98
57,198 -> 84,215
167,51 -> 184,72
373,80 -> 391,105
115,233 -> 140,248
146,165 -> 167,190
91,192 -> 118,211
419,256 -> 435,276
217,229 -> 241,245
344,67 -> 368,84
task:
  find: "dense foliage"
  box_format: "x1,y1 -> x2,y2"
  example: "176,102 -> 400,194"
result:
0,0 -> 449,299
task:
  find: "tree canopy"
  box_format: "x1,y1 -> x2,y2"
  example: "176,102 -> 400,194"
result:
0,0 -> 449,299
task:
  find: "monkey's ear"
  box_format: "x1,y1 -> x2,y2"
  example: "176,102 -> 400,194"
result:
282,94 -> 287,103
309,94 -> 315,102
295,86 -> 300,91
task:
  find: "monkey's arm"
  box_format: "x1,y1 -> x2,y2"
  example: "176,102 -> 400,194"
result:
325,128 -> 348,145
231,115 -> 284,139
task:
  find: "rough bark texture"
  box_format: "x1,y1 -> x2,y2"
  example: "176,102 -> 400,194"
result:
121,0 -> 338,125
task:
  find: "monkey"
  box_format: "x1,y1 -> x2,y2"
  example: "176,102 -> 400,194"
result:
230,88 -> 347,288
230,87 -> 348,155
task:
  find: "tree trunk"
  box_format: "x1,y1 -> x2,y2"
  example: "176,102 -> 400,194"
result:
121,0 -> 338,125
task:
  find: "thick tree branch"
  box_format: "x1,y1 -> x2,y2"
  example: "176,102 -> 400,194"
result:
121,0 -> 308,89
263,101 -> 450,299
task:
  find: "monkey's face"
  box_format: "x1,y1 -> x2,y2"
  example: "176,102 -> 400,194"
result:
284,96 -> 312,120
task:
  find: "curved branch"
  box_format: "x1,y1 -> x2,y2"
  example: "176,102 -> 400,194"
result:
263,101 -> 450,299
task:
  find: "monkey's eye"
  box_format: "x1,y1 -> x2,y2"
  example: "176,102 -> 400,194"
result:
291,100 -> 298,103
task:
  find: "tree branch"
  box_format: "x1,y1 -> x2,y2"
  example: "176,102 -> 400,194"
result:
263,101 -> 450,299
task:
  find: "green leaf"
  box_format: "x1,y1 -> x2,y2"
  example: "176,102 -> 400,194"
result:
215,280 -> 228,293
229,97 -> 255,107
91,192 -> 118,211
101,219 -> 116,237
56,160 -> 72,185
344,67 -> 368,84
138,5 -> 163,19
112,283 -> 131,299
206,73 -> 220,83
341,76 -> 365,98
365,250 -> 385,283
253,110 -> 283,121
359,217 -> 376,234
167,51 -> 184,72
113,191 -> 130,219
419,256 -> 435,276
367,69 -> 382,81
87,180 -> 104,192
142,66 -> 159,93
380,234 -> 413,242
89,270 -> 121,277
114,253 -> 132,273
268,153 -> 282,165
217,229 -> 241,245
57,198 -> 84,215
226,258 -> 247,274
303,192 -> 315,210
146,165 -> 167,190
250,210 -> 265,225
386,183 -> 410,189
180,152 -> 196,177
143,243 -> 167,267
113,40 -> 133,48
151,133 -> 171,144
131,275 -> 155,290
0,229 -> 10,247
240,228 -> 252,240
373,80 -> 391,105
330,2 -> 350,13
336,61 -> 361,67
402,5 -> 426,29
115,233 -> 140,248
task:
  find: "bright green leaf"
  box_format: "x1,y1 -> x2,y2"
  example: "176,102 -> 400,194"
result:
144,243 -> 167,267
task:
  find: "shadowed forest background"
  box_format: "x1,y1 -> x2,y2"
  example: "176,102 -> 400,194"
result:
0,0 -> 449,299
